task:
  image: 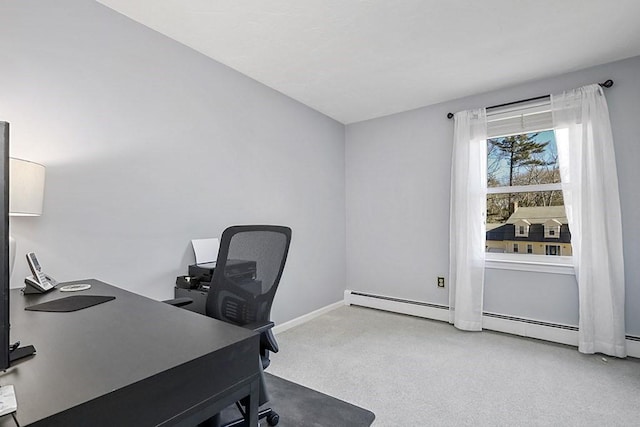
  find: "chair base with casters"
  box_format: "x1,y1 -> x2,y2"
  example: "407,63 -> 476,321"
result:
226,320 -> 280,427
198,406 -> 279,427
224,403 -> 279,427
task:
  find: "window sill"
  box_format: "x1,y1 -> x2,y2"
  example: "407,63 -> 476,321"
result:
485,253 -> 574,275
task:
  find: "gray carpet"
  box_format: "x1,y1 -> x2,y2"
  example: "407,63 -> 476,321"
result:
219,373 -> 375,426
268,305 -> 640,426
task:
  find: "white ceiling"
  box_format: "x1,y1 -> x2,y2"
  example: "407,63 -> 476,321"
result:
96,0 -> 640,124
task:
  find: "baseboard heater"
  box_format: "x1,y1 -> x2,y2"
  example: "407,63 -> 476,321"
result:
345,290 -> 640,357
482,312 -> 577,331
348,291 -> 449,310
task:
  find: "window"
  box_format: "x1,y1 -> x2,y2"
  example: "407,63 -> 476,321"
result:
484,99 -> 572,272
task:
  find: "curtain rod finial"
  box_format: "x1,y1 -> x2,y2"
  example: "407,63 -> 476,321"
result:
601,79 -> 614,88
447,112 -> 454,119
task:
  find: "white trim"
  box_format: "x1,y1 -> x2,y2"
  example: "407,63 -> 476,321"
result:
273,300 -> 344,335
485,253 -> 574,275
343,290 -> 640,358
487,182 -> 562,194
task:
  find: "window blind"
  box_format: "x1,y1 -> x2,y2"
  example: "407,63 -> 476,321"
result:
487,98 -> 552,138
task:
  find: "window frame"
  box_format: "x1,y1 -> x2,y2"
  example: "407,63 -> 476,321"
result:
484,100 -> 573,275
486,252 -> 574,274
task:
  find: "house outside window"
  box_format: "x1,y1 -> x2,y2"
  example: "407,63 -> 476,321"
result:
527,244 -> 533,254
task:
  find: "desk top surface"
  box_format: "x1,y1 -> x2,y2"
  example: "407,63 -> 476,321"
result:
0,279 -> 257,426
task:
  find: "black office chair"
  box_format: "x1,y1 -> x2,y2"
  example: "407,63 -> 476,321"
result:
172,225 -> 292,427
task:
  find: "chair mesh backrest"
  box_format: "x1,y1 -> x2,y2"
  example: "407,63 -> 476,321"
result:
206,225 -> 291,326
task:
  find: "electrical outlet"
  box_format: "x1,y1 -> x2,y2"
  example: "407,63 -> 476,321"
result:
437,277 -> 445,288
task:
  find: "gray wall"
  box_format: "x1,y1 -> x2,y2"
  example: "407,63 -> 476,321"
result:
0,0 -> 346,324
346,56 -> 640,335
2,1 -> 638,334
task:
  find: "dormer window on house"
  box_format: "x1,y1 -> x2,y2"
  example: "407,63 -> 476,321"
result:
514,219 -> 531,237
544,219 -> 562,239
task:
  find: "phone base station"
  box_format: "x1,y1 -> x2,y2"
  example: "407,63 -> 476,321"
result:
23,276 -> 56,294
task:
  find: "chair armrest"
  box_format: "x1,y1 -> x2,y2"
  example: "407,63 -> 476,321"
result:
242,321 -> 279,354
262,329 -> 279,353
163,297 -> 194,307
242,320 -> 274,334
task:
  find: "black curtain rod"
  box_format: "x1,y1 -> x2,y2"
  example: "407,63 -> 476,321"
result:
446,79 -> 614,119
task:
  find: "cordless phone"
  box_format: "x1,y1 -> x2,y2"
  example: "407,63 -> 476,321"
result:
24,252 -> 58,294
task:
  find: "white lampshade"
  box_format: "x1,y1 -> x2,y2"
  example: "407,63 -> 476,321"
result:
9,158 -> 45,216
8,158 -> 46,279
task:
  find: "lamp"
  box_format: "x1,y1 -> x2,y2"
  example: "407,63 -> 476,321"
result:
9,158 -> 45,278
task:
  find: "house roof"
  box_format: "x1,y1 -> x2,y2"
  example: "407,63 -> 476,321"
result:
506,206 -> 567,225
486,223 -> 503,232
486,223 -> 572,244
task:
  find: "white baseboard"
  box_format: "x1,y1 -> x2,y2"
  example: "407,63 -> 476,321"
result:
273,300 -> 344,335
344,289 -> 640,358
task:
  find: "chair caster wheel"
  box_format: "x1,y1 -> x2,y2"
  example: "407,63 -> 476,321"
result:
267,412 -> 279,426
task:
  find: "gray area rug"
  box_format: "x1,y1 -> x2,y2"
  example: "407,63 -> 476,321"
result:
220,373 -> 375,426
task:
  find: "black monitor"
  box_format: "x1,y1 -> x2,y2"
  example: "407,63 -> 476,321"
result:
1,122 -> 10,370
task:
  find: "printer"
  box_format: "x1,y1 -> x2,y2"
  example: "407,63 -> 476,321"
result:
182,259 -> 257,290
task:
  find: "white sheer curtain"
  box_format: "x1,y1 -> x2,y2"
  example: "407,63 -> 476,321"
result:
449,109 -> 487,331
552,84 -> 626,357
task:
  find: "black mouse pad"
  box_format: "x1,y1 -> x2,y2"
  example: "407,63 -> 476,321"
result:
25,295 -> 115,312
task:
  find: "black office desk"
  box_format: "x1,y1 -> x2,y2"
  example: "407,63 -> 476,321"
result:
0,279 -> 260,426
175,287 -> 208,315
